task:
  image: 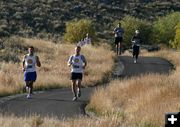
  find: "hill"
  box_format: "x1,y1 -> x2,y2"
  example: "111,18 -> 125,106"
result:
0,0 -> 180,39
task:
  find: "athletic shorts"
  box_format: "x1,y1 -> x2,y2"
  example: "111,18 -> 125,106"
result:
115,37 -> 123,45
24,71 -> 37,82
70,72 -> 83,80
133,45 -> 140,55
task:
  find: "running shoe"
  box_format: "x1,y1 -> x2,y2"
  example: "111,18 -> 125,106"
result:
27,94 -> 31,99
72,96 -> 77,101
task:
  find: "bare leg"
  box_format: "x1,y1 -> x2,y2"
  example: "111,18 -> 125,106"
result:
116,44 -> 118,55
25,81 -> 30,92
29,81 -> 34,94
71,80 -> 77,97
26,81 -> 32,98
118,43 -> 121,55
77,79 -> 82,97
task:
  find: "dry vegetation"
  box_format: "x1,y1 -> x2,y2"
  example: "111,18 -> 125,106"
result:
0,38 -> 115,96
0,115 -> 125,127
88,50 -> 180,127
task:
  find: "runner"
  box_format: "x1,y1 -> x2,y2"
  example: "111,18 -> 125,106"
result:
113,23 -> 124,55
67,46 -> 87,101
22,46 -> 41,99
131,30 -> 142,63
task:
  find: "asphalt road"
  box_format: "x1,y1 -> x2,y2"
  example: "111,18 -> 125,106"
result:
0,56 -> 173,118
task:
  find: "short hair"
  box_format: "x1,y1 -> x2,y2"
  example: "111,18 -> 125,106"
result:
29,46 -> 34,50
135,30 -> 140,34
76,46 -> 81,49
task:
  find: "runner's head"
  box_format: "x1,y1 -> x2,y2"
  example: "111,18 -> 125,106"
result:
117,23 -> 121,27
75,46 -> 81,55
135,30 -> 140,35
28,46 -> 34,55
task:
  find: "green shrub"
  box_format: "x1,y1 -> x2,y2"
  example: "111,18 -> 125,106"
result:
152,12 -> 180,46
171,22 -> 180,49
64,19 -> 95,43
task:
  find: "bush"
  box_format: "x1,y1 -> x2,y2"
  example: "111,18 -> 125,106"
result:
64,19 -> 95,43
152,12 -> 180,46
171,22 -> 180,49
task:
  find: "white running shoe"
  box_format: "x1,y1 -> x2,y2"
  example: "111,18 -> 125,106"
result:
72,96 -> 77,101
27,94 -> 31,99
134,59 -> 137,63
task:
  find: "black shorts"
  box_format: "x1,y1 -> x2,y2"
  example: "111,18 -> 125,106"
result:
133,45 -> 140,55
70,72 -> 83,80
115,37 -> 123,45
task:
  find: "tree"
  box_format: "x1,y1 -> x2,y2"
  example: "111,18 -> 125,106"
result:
64,19 -> 95,43
171,23 -> 180,49
152,12 -> 180,46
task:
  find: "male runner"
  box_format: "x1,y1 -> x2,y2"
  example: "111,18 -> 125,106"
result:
68,46 -> 87,101
22,46 -> 41,99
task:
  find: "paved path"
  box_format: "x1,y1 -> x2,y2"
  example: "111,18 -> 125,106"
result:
0,56 -> 173,118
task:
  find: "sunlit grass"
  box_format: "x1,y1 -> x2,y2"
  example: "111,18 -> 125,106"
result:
89,50 -> 180,127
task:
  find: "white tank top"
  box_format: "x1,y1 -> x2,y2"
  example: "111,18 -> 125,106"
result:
24,54 -> 36,72
70,55 -> 84,73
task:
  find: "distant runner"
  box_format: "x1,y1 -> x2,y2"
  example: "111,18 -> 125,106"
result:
113,23 -> 124,55
131,30 -> 142,63
68,46 -> 87,101
22,46 -> 41,99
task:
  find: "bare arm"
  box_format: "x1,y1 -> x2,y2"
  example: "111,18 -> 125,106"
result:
22,55 -> 26,71
83,60 -> 87,69
36,56 -> 41,67
67,56 -> 73,67
82,55 -> 87,69
67,62 -> 72,67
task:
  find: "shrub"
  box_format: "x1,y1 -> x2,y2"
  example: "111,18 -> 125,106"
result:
152,12 -> 180,46
171,22 -> 180,49
64,19 -> 95,43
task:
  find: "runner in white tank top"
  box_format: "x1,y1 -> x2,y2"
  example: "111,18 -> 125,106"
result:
70,54 -> 85,73
22,46 -> 41,99
68,46 -> 87,101
24,54 -> 37,72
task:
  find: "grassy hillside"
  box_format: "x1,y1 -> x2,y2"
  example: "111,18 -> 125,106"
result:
0,0 -> 179,39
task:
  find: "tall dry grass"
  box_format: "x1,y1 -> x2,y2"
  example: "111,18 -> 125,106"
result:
0,38 -> 115,96
0,115 -> 126,127
89,50 -> 180,127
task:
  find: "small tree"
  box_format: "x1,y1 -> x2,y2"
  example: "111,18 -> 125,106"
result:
152,12 -> 180,46
171,23 -> 180,49
64,19 -> 95,43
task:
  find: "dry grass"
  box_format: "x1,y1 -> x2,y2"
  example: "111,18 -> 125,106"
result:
89,50 -> 180,127
0,115 -> 126,127
0,38 -> 115,96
